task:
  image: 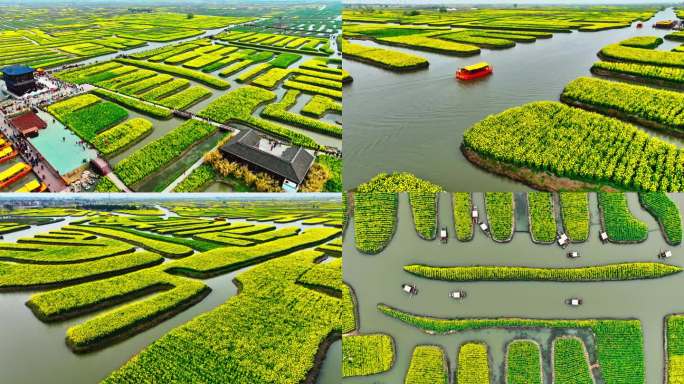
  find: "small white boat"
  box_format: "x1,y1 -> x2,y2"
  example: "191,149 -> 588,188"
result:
599,231 -> 609,243
557,233 -> 569,247
479,222 -> 489,232
660,250 -> 673,259
449,290 -> 466,300
567,251 -> 579,259
440,227 -> 448,243
402,283 -> 418,296
566,298 -> 583,306
471,206 -> 479,221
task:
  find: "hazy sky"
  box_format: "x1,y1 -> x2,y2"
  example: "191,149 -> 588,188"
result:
0,0 -> 338,4
345,0 -> 674,4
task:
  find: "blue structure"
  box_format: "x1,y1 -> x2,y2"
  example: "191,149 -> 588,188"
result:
2,65 -> 36,96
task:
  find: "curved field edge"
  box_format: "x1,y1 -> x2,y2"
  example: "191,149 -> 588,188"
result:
639,192 -> 682,245
0,254 -> 164,292
66,285 -> 211,353
342,333 -> 395,377
404,344 -> 449,384
408,192 -> 438,240
403,262 -> 682,282
103,250 -> 342,384
506,339 -> 543,384
559,192 -> 590,242
461,145 -> 620,192
353,193 -> 399,254
24,227 -> 340,358
377,303 -> 644,384
462,101 -> 684,192
484,192 -> 514,242
666,314 -> 684,384
597,192 -> 648,243
552,336 -> 596,384
527,192 -> 557,244
452,192 -> 474,241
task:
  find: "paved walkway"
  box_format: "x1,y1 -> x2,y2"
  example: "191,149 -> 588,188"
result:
0,73 -> 89,192
0,120 -> 67,192
105,172 -> 132,193
1,74 -> 85,116
162,157 -> 206,193
89,84 -> 343,155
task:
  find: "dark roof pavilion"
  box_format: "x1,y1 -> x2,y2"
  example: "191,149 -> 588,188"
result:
2,65 -> 36,96
220,129 -> 314,185
2,65 -> 34,77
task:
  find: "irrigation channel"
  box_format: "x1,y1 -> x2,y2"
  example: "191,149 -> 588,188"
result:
343,7 -> 682,191
0,213 -> 340,384
0,20 -> 342,192
96,44 -> 340,191
344,192 -> 684,383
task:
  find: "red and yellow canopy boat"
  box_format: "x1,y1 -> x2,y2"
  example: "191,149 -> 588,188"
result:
16,179 -> 47,192
0,146 -> 18,163
456,62 -> 493,81
0,162 -> 32,189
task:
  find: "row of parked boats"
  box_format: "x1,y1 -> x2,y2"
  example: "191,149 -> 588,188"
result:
400,283 -> 583,306
401,284 -> 466,299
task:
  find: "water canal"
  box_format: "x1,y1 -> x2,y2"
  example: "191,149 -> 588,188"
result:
343,7 -> 682,191
344,192 -> 684,383
30,110 -> 97,175
0,212 -> 341,384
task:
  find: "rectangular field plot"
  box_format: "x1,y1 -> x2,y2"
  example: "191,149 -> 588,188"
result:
0,13 -> 258,71
44,26 -> 342,193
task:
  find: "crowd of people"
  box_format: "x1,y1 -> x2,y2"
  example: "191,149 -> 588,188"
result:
0,117 -> 60,190
0,72 -> 88,192
0,73 -> 84,115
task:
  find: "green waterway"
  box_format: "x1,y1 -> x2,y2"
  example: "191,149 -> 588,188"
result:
31,110 -> 98,175
344,192 -> 684,383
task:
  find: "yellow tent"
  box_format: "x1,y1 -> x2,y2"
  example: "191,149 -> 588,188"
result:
463,62 -> 490,71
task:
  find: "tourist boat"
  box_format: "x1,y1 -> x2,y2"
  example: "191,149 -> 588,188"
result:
0,146 -> 17,163
402,283 -> 418,296
456,62 -> 493,81
0,162 -> 31,189
449,290 -> 466,300
440,227 -> 448,243
567,251 -> 579,259
566,298 -> 583,307
479,222 -> 489,233
653,20 -> 675,29
599,231 -> 609,243
557,233 -> 569,247
659,249 -> 673,259
471,206 -> 479,222
16,179 -> 46,192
